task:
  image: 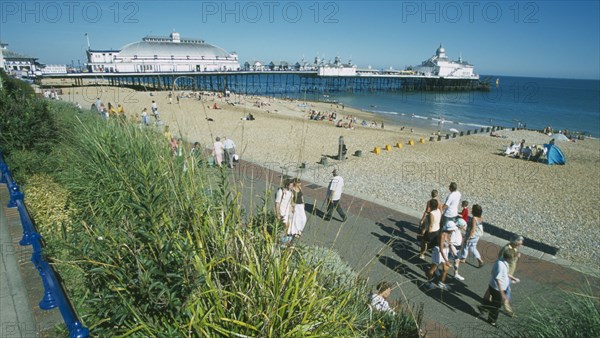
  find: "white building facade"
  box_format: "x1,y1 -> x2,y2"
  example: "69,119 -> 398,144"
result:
412,45 -> 478,79
1,42 -> 39,76
87,32 -> 240,73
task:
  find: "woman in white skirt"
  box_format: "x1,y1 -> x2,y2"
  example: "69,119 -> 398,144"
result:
289,179 -> 307,237
275,179 -> 294,232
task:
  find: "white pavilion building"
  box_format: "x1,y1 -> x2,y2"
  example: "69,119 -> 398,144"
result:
411,45 -> 478,79
87,32 -> 240,73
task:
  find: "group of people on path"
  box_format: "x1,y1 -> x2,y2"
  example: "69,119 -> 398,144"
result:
416,181 -> 524,327
211,136 -> 237,168
274,169 -> 348,242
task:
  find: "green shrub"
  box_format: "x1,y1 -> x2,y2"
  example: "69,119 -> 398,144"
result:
0,89 -> 58,157
0,69 -> 35,97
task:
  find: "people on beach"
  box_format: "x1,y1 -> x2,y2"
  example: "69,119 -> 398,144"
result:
478,249 -> 514,327
163,125 -> 173,141
222,136 -> 236,169
275,179 -> 294,233
107,102 -> 117,118
99,103 -> 108,119
459,204 -> 485,268
212,137 -> 224,167
370,281 -> 396,314
324,169 -> 347,222
289,179 -> 307,237
141,108 -> 149,126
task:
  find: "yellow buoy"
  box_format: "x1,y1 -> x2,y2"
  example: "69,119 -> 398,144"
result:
373,146 -> 381,154
408,140 -> 415,146
385,144 -> 392,151
396,142 -> 403,148
419,137 -> 425,144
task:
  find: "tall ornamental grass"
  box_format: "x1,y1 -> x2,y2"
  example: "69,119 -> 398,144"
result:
19,106 -> 423,337
502,281 -> 600,338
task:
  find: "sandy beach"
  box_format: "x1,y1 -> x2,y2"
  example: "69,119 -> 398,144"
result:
60,86 -> 600,268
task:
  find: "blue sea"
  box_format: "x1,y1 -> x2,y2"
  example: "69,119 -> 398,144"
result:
327,76 -> 600,137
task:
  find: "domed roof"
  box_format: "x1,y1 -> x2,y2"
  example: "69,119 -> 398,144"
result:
119,38 -> 233,59
436,44 -> 446,56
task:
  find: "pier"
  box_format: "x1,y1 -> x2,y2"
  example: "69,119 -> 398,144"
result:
39,71 -> 486,95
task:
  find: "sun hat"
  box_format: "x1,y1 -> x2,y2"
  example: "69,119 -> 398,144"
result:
456,218 -> 467,229
443,220 -> 458,232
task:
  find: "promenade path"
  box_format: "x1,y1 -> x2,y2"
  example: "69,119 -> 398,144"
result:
229,159 -> 599,337
1,158 -> 597,337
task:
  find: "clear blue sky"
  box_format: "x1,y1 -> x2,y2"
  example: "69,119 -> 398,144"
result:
1,1 -> 599,79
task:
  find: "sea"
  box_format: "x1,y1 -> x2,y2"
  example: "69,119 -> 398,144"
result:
325,76 -> 600,138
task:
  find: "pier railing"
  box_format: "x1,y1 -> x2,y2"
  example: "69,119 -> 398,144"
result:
0,150 -> 89,338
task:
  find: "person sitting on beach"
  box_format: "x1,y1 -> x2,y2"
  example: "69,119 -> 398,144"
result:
504,142 -> 520,157
370,281 -> 396,314
521,146 -> 532,160
336,119 -> 344,128
213,103 -> 221,110
531,146 -> 544,162
361,120 -> 368,127
517,139 -> 526,157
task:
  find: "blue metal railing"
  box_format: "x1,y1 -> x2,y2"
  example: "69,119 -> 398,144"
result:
0,151 -> 89,338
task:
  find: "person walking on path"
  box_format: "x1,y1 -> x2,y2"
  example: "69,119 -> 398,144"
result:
324,169 -> 347,222
498,235 -> 523,316
425,222 -> 455,291
478,249 -> 514,327
212,137 -> 224,167
289,179 -> 307,237
419,198 -> 441,259
442,182 -> 461,228
275,179 -> 294,233
222,136 -> 236,169
459,204 -> 485,268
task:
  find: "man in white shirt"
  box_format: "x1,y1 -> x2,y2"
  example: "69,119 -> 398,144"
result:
324,169 -> 347,222
442,182 -> 461,225
479,250 -> 514,327
222,136 -> 236,168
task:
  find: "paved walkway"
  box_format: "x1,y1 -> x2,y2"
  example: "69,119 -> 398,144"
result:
0,186 -> 38,337
229,160 -> 599,337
